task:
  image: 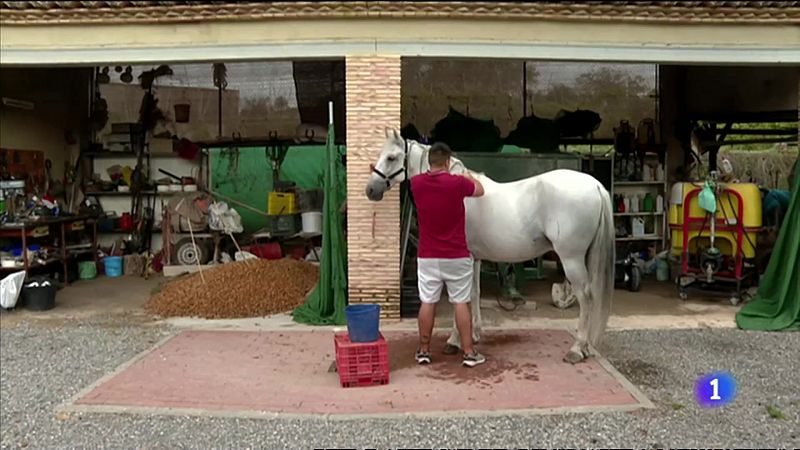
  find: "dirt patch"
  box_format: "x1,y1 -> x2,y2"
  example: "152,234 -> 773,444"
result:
144,258 -> 319,319
612,358 -> 667,388
387,332 -> 540,387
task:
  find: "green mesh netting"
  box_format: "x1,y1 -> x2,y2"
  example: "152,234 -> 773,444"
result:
292,121 -> 348,325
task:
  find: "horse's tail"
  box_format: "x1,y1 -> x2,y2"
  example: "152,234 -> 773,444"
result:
586,185 -> 615,348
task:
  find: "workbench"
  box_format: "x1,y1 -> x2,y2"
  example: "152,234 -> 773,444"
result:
0,216 -> 98,285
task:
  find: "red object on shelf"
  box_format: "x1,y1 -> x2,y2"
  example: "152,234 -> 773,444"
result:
246,243 -> 282,260
118,213 -> 133,231
334,332 -> 390,388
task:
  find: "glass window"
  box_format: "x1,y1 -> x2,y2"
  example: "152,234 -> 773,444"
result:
401,59 -> 657,143
97,62 -> 307,142
526,62 -> 658,138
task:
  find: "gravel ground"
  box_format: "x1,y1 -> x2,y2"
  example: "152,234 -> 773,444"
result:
1,314 -> 798,449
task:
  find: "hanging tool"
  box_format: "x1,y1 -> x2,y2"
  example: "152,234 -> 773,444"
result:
158,168 -> 195,186
614,120 -> 636,179
266,131 -> 292,192
700,171 -> 723,283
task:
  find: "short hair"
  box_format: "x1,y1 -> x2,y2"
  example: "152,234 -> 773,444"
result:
428,142 -> 453,168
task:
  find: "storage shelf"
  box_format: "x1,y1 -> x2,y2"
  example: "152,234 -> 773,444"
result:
86,190 -> 152,196
85,190 -> 185,196
614,212 -> 665,216
0,257 -> 61,273
85,151 -> 180,159
616,235 -> 663,241
614,181 -> 666,186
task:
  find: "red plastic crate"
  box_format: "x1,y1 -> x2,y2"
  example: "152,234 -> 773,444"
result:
334,332 -> 390,388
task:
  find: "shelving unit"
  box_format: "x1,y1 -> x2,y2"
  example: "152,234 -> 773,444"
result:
0,216 -> 98,284
612,152 -> 669,251
83,132 -> 205,250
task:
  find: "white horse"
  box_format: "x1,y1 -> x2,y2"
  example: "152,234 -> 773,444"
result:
365,129 -> 615,363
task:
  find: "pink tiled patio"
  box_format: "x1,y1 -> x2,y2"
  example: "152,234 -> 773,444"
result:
70,329 -> 650,417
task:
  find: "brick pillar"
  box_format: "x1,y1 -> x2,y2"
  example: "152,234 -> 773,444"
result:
345,55 -> 402,319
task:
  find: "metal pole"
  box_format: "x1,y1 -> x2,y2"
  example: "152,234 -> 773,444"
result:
522,61 -> 527,117
218,84 -> 222,138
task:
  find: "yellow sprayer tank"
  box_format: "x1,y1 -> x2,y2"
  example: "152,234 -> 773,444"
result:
669,182 -> 762,259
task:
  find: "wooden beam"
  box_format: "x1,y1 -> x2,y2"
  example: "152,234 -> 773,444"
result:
688,110 -> 798,123
716,128 -> 797,136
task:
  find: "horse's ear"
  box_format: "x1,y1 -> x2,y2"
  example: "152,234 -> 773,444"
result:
392,128 -> 402,142
384,127 -> 391,139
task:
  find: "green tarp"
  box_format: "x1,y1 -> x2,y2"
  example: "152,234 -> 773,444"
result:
292,120 -> 348,325
735,174 -> 800,331
210,145 -> 333,233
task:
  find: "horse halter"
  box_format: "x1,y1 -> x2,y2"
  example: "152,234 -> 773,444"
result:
372,139 -> 409,188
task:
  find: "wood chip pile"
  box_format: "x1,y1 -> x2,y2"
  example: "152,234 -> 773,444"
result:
145,258 -> 320,319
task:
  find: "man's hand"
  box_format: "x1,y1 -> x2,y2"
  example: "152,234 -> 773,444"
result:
463,171 -> 484,197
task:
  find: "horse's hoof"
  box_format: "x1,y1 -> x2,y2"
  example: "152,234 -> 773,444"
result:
442,344 -> 460,355
563,350 -> 586,364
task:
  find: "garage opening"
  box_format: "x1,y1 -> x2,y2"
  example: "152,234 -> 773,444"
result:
0,60 -> 347,320
398,57 -> 798,317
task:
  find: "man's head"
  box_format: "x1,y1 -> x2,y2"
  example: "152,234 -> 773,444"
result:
428,142 -> 453,171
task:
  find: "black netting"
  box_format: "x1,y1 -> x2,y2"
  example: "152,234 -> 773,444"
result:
292,60 -> 346,144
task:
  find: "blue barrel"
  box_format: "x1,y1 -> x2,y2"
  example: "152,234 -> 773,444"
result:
345,304 -> 381,343
104,256 -> 123,278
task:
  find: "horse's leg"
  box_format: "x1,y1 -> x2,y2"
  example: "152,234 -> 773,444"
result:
559,256 -> 592,364
552,279 -> 577,309
444,259 -> 481,353
471,259 -> 482,343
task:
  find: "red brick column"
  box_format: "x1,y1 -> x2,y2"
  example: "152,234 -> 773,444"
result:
345,55 -> 402,318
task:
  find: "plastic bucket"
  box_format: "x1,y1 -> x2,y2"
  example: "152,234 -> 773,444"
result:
21,276 -> 56,311
344,303 -> 381,343
78,261 -> 97,280
301,211 -> 323,234
104,256 -> 123,278
656,256 -> 670,282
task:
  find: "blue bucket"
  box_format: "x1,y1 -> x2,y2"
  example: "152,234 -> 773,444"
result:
104,256 -> 123,278
344,304 -> 381,343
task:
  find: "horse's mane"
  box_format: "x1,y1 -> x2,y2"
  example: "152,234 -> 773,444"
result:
404,138 -> 493,185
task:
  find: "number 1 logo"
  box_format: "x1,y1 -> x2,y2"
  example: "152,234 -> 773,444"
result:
695,372 -> 736,407
709,378 -> 721,400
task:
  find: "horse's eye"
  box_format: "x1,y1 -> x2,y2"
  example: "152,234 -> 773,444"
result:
387,156 -> 396,162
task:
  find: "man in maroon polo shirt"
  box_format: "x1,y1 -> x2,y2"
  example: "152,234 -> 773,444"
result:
410,142 -> 486,367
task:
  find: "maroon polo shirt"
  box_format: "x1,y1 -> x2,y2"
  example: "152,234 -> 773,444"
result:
410,170 -> 475,259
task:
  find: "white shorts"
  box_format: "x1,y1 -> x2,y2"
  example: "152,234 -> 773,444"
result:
417,257 -> 474,304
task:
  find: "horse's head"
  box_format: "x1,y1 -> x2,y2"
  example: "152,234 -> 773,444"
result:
365,128 -> 407,201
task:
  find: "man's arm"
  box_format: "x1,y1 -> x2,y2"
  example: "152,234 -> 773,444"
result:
463,172 -> 485,197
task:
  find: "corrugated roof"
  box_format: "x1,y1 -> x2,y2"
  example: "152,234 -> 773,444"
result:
1,1 -> 798,25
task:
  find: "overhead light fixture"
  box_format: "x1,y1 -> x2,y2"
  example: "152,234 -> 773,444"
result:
1,97 -> 34,110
